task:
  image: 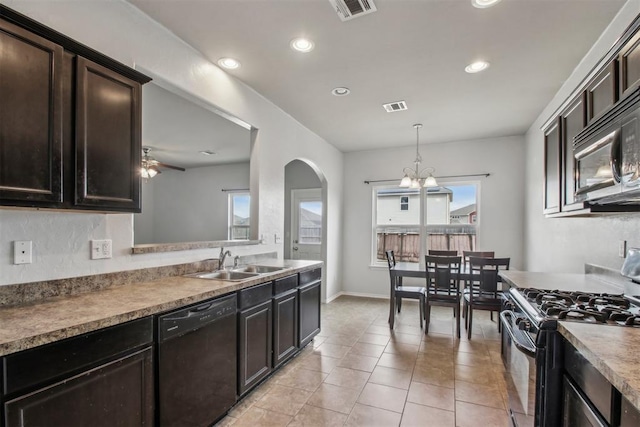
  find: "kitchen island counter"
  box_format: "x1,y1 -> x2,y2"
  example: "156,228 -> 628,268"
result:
0,259 -> 321,357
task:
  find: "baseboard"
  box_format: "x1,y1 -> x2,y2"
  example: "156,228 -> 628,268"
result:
325,291 -> 344,303
336,291 -> 389,300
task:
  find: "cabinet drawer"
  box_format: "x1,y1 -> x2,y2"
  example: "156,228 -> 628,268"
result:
274,275 -> 298,295
563,340 -> 613,423
3,317 -> 152,396
239,282 -> 273,310
299,268 -> 321,286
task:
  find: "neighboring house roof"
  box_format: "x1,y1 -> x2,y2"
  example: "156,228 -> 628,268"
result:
378,187 -> 453,200
300,208 -> 322,227
450,204 -> 477,216
234,215 -> 250,225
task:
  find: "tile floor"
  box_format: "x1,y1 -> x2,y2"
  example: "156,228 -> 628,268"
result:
217,296 -> 510,427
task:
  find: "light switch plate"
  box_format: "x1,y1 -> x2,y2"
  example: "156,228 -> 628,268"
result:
274,233 -> 282,244
619,240 -> 627,258
91,239 -> 113,260
14,241 -> 32,264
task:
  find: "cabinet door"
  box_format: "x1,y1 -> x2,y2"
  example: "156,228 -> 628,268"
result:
586,61 -> 618,123
75,57 -> 141,212
543,119 -> 561,215
561,94 -> 586,211
299,281 -> 321,348
0,18 -> 63,205
5,347 -> 154,427
620,30 -> 640,99
273,290 -> 299,368
238,300 -> 272,395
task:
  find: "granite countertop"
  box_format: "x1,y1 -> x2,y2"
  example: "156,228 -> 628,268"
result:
499,270 -> 624,293
559,322 -> 640,412
0,259 -> 321,357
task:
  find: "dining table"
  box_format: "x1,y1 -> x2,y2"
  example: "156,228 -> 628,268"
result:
388,261 -> 504,329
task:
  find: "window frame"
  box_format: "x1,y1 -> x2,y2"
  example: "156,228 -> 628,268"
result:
228,191 -> 251,240
371,180 -> 481,267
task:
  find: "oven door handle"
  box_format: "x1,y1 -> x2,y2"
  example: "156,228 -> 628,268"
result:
500,310 -> 536,358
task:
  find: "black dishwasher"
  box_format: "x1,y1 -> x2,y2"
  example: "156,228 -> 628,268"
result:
157,294 -> 237,427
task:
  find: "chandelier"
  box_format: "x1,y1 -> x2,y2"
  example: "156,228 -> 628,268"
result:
399,124 -> 438,188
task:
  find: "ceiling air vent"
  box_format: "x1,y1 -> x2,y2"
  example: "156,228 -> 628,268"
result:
382,100 -> 408,113
328,0 -> 377,22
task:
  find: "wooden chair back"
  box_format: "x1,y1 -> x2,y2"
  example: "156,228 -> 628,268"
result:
428,250 -> 458,256
425,255 -> 461,298
468,256 -> 510,297
463,251 -> 495,270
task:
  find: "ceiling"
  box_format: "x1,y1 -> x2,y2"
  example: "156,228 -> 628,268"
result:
129,0 -> 627,153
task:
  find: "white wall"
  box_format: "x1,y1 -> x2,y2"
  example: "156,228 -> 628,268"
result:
524,0 -> 640,273
0,0 -> 344,294
341,136 -> 525,298
135,163 -> 250,244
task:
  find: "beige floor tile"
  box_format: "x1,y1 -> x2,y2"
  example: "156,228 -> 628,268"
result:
338,353 -> 379,372
345,403 -> 402,427
325,334 -> 360,346
369,365 -> 413,390
297,353 -> 343,374
366,325 -> 393,336
377,352 -> 417,371
231,406 -> 293,427
287,404 -> 348,427
393,324 -> 423,336
454,363 -> 498,386
253,385 -> 312,416
412,365 -> 455,389
455,401 -> 510,427
389,332 -> 422,345
274,367 -> 328,392
406,381 -> 455,411
307,383 -> 361,414
454,380 -> 506,410
421,333 -> 455,347
453,349 -> 492,367
324,366 -> 371,390
357,382 -> 408,413
349,342 -> 386,358
214,415 -> 237,427
358,333 -> 391,346
400,402 -> 454,427
311,336 -> 328,347
313,343 -> 352,359
415,352 -> 454,370
384,341 -> 420,356
455,340 -> 490,355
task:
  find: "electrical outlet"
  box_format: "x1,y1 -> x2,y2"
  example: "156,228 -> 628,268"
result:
91,239 -> 112,260
13,241 -> 32,264
619,240 -> 627,258
274,233 -> 282,244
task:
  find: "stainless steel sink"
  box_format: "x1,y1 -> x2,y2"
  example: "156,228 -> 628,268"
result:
233,265 -> 288,274
189,270 -> 260,281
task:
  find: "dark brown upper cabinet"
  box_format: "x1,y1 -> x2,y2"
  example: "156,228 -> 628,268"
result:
586,60 -> 618,124
620,30 -> 640,100
0,5 -> 150,213
560,94 -> 587,211
75,58 -> 141,211
543,119 -> 561,215
0,18 -> 63,204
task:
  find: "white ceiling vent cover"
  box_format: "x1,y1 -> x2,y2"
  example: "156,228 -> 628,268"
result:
382,100 -> 408,113
328,0 -> 377,22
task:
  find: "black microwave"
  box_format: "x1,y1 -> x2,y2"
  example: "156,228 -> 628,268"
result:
574,89 -> 640,205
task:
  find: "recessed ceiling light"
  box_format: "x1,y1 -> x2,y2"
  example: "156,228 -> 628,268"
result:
471,0 -> 502,8
332,87 -> 350,96
199,150 -> 216,156
465,61 -> 490,73
218,57 -> 240,69
290,38 -> 315,53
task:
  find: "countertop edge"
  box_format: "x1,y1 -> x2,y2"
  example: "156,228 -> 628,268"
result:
0,260 -> 322,357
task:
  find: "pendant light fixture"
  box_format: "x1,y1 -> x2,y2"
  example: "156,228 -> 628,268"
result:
399,124 -> 438,188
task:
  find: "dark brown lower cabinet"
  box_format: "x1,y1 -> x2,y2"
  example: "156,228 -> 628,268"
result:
273,289 -> 299,368
5,348 -> 153,427
299,280 -> 321,348
238,300 -> 273,395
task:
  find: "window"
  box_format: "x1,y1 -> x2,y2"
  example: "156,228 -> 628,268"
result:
400,196 -> 409,211
229,192 -> 250,240
372,183 -> 478,265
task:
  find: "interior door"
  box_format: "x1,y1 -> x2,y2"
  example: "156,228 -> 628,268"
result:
291,189 -> 322,260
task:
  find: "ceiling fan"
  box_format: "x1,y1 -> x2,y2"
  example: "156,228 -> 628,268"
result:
141,146 -> 186,179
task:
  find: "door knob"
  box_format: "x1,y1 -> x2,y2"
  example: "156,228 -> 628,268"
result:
293,247 -> 299,251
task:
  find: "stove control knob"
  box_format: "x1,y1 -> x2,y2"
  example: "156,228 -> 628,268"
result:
516,318 -> 531,330
504,300 -> 515,309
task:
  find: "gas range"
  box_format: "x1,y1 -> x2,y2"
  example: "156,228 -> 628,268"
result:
511,287 -> 640,327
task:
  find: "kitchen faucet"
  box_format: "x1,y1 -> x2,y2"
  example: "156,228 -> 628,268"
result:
218,248 -> 232,270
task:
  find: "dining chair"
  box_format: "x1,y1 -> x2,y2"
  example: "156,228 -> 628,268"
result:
463,256 -> 510,339
461,251 -> 495,319
385,250 -> 425,329
428,250 -> 458,256
424,255 -> 462,338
